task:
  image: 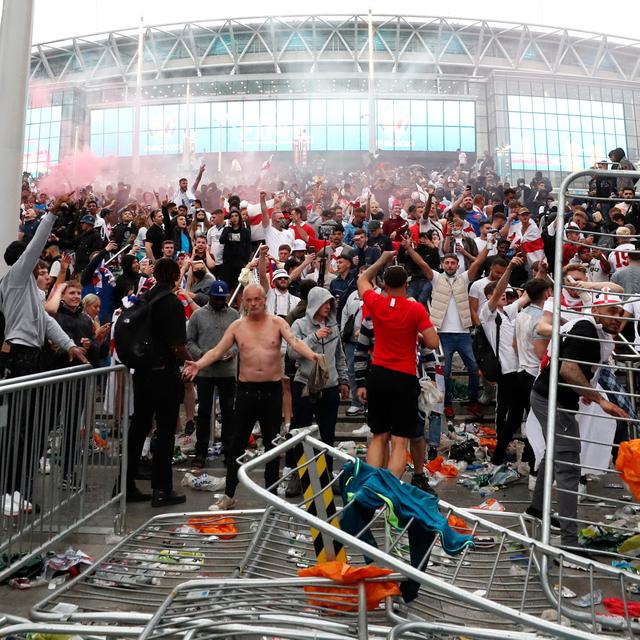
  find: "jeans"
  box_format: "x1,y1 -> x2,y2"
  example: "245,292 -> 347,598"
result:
529,390 -> 581,546
194,376 -> 235,459
127,366 -> 183,493
343,342 -> 362,409
428,413 -> 443,447
439,332 -> 479,406
407,277 -> 432,307
225,381 -> 282,498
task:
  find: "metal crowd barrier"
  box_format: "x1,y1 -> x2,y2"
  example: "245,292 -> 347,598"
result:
0,364 -> 130,582
238,428 -> 640,638
540,169 -> 640,549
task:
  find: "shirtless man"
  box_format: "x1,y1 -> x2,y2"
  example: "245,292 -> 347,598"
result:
183,283 -> 320,510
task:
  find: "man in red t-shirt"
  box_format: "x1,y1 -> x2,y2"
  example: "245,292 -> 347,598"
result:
357,251 -> 439,477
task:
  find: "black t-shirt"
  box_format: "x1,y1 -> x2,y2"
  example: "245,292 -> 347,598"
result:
147,285 -> 187,367
368,234 -> 393,253
146,224 -> 166,259
534,320 -> 601,410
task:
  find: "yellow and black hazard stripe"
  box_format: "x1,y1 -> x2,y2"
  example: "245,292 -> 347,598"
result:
297,449 -> 346,563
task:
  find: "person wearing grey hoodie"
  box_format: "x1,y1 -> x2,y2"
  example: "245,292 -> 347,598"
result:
288,287 -> 350,451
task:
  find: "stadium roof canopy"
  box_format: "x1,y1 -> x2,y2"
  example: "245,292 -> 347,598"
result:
29,14 -> 640,87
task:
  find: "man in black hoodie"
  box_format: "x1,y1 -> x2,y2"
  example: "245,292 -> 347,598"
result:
609,147 -> 637,193
75,215 -> 105,272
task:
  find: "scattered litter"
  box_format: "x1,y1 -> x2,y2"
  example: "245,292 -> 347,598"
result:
181,472 -> 226,492
574,590 -> 603,608
472,589 -> 486,597
554,584 -> 577,598
509,565 -> 527,577
475,498 -> 505,512
43,548 -> 93,580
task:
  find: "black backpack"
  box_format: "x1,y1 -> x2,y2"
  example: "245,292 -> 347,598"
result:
472,319 -> 501,383
114,290 -> 171,369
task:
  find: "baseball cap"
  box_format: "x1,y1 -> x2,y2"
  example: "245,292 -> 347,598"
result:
292,239 -> 307,251
208,280 -> 229,297
369,220 -> 382,230
339,247 -> 355,263
272,269 -> 291,281
80,214 -> 96,225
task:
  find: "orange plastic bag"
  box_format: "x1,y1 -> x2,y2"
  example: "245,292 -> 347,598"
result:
187,516 -> 238,539
298,561 -> 401,611
426,455 -> 444,474
447,514 -> 471,534
616,440 -> 640,501
478,426 -> 496,437
479,437 -> 497,452
439,463 -> 459,477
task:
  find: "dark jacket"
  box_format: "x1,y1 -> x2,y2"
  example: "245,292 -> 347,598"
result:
220,225 -> 252,266
111,221 -> 137,249
114,254 -> 142,305
52,302 -> 99,368
75,228 -> 105,273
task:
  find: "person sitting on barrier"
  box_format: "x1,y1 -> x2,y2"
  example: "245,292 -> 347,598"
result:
183,282 -> 321,511
526,293 -> 628,550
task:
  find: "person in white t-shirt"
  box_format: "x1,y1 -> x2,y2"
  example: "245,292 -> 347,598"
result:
206,208 -> 226,277
260,191 -> 295,258
479,256 -> 529,464
568,246 -> 611,283
468,256 -> 508,326
608,226 -> 636,273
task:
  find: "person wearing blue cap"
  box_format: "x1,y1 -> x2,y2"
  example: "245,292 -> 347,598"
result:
186,280 -> 239,469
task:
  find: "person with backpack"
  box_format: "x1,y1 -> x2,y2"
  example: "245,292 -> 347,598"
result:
120,258 -> 191,507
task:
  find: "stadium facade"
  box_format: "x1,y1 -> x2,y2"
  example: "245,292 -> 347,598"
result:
24,14 -> 640,184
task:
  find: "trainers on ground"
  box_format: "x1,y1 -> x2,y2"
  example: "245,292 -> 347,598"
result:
524,506 -> 561,531
346,406 -> 365,416
427,446 -> 438,462
352,424 -> 371,436
411,474 -> 437,496
528,474 -> 537,491
151,490 -> 186,508
208,494 -> 237,511
444,406 -> 455,419
61,477 -> 81,492
184,420 -> 195,436
467,402 -> 483,418
285,474 -> 302,498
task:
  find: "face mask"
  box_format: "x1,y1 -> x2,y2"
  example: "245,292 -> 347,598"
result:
210,298 -> 227,311
452,229 -> 462,237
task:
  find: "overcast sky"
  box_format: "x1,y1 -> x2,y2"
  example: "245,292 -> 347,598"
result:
16,0 -> 640,44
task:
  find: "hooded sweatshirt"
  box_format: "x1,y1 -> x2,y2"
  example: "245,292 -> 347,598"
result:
288,287 -> 349,389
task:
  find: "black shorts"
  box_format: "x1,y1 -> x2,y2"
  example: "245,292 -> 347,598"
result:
367,365 -> 420,439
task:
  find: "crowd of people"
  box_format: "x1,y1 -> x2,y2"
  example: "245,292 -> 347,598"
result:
2,146 -> 638,536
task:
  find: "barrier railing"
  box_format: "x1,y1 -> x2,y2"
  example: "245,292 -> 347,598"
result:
0,364 -> 130,582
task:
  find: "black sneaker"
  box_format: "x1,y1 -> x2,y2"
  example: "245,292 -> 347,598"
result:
525,506 -> 561,531
427,447 -> 438,462
152,490 -> 186,508
127,487 -> 152,503
184,420 -> 195,436
285,474 -> 302,498
411,474 -> 437,496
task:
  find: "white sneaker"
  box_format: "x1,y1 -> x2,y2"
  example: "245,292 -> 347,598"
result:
2,492 -> 32,517
352,424 -> 371,437
346,406 -> 364,416
208,494 -> 237,511
251,422 -> 261,436
528,475 -> 537,491
578,482 -> 588,503
39,457 -> 51,475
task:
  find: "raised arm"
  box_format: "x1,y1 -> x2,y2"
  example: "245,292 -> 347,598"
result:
260,191 -> 270,228
183,320 -> 238,380
257,244 -> 270,291
400,237 -> 433,280
192,164 -> 205,193
467,245 -> 489,282
487,256 -> 523,312
358,250 -> 396,296
288,252 -> 315,282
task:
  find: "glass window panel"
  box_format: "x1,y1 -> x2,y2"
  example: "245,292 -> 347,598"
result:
544,97 -> 557,112
91,110 -> 104,134
510,112 -> 521,128
567,99 -> 580,115
547,130 -> 559,153
545,114 -> 558,130
559,131 -> 571,155
243,126 -> 259,150
394,122 -> 411,150
520,96 -> 532,111
309,100 -> 326,125
118,133 -> 132,156
277,100 -> 293,126
593,134 -> 606,158
411,126 -> 427,151
50,121 -> 61,138
360,100 -> 369,124
521,113 -> 533,129
531,97 -> 544,112
411,100 -> 427,126
103,133 -> 118,156
293,99 -> 309,128
510,133 -> 523,154
195,128 -> 211,152
590,102 -> 602,118
260,126 -> 277,151
606,134 -> 618,151
39,121 -> 51,138
443,126 -> 460,151
533,113 -> 545,129
507,96 -> 520,111
394,100 -> 411,128
211,102 -> 227,125
103,109 -> 119,134
25,109 -> 32,125
427,126 -> 443,151
613,103 -> 624,119
579,101 -> 592,117
41,107 -> 52,122
343,125 -> 361,150
195,103 -> 211,128
557,114 -> 570,131
48,138 -> 60,163
147,105 -> 164,131
227,127 -> 242,151
556,98 -> 568,114
277,125 -> 292,150
534,129 -> 547,154
460,127 -> 475,151
427,101 -> 443,125
604,119 -> 615,134
31,108 -> 42,124
459,101 -> 474,126
90,134 -> 103,156
309,124 -> 326,150
242,102 -> 259,126
326,125 -> 343,150
593,118 -> 604,133
210,126 -> 222,152
443,101 -> 459,126
378,124 -> 395,150
28,124 -> 39,140
343,99 -> 361,125
580,116 -> 593,132
615,119 -> 626,137
164,123 -> 180,154
326,100 -> 343,125
119,107 -> 134,132
226,101 -> 243,126
377,100 -> 394,125
602,102 -> 614,118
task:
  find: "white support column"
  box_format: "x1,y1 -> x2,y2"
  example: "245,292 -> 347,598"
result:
0,0 -> 35,273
